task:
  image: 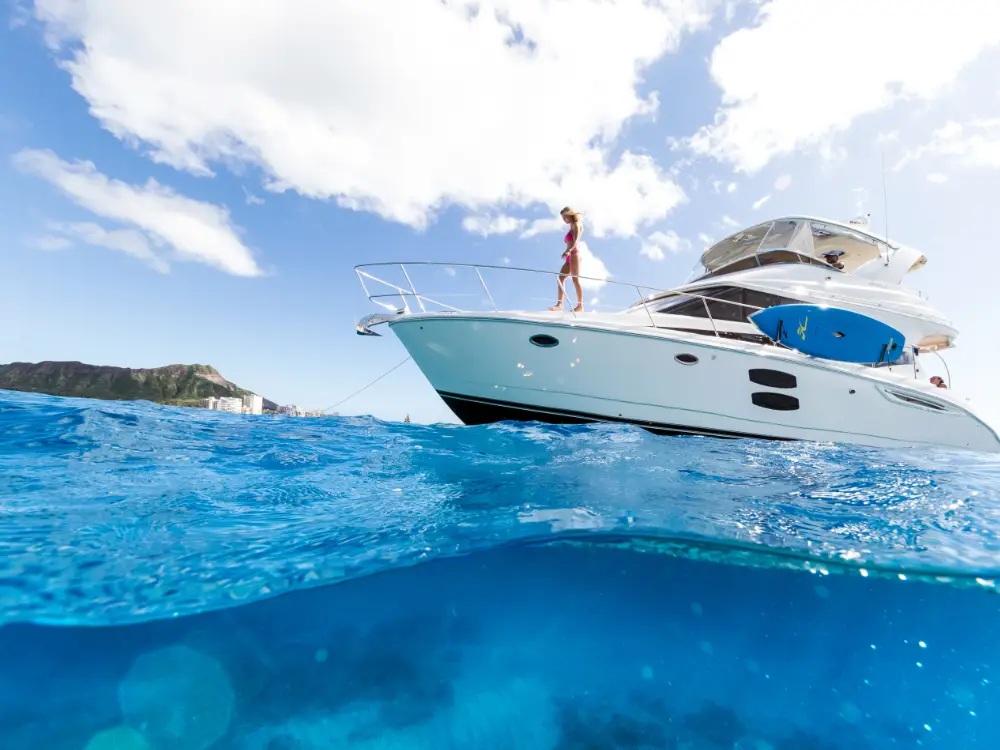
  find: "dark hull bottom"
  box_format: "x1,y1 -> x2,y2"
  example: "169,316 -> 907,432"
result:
437,391 -> 788,442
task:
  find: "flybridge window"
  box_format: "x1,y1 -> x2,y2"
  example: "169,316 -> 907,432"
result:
655,286 -> 800,322
692,218 -> 886,280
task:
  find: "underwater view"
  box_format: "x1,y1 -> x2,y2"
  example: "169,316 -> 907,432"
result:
2,389 -> 999,749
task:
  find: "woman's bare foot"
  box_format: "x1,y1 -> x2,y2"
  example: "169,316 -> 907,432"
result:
548,304 -> 563,311
572,304 -> 584,313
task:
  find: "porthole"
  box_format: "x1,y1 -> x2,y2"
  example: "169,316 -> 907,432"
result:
675,353 -> 699,365
529,334 -> 559,348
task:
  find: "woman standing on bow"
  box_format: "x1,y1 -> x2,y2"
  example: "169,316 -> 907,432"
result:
549,207 -> 585,312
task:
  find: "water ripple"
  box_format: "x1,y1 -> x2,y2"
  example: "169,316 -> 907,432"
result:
2,389 -> 1000,625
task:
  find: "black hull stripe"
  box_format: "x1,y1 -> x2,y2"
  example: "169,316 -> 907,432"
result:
437,391 -> 791,442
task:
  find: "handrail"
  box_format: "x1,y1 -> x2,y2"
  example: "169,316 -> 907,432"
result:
354,261 -> 767,340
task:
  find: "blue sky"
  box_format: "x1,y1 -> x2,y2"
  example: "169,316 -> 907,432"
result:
2,0 -> 1000,425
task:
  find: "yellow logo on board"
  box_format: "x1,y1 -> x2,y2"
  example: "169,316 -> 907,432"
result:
797,316 -> 808,340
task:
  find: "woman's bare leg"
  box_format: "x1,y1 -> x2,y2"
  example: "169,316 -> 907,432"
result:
549,260 -> 571,310
569,254 -> 584,312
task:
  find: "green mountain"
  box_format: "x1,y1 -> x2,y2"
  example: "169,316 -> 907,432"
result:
0,361 -> 274,409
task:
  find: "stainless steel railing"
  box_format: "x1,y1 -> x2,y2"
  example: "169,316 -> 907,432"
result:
354,261 -> 766,337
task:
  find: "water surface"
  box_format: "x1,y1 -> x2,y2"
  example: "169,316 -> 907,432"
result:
1,390 -> 998,748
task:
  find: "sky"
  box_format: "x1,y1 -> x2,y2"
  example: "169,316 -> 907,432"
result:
2,0 -> 1000,426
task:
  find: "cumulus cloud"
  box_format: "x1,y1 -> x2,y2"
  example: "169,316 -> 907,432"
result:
521,217 -> 567,239
31,0 -> 714,236
774,174 -> 792,191
727,182 -> 737,193
926,172 -> 949,184
640,230 -> 691,260
13,149 -> 261,276
897,119 -> 1000,171
721,215 -> 741,228
697,232 -> 714,246
462,214 -> 525,237
687,0 -> 1000,172
577,243 -> 611,291
751,194 -> 771,210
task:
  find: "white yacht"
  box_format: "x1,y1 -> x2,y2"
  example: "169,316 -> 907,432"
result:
354,216 -> 1000,453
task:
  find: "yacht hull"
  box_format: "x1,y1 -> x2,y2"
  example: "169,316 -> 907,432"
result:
390,315 -> 1000,453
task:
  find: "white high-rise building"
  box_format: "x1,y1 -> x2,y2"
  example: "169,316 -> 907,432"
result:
218,397 -> 243,414
243,393 -> 263,415
278,404 -> 296,416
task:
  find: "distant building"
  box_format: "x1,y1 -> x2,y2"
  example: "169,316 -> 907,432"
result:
243,393 -> 263,415
204,396 -> 242,414
217,396 -> 243,414
278,404 -> 296,416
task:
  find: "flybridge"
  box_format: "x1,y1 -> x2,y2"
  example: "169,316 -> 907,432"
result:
694,216 -> 927,286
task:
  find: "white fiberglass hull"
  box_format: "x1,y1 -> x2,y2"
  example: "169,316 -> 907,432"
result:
389,314 -> 1000,453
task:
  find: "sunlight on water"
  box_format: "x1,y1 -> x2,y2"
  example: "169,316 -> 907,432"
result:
1,390 -> 1000,748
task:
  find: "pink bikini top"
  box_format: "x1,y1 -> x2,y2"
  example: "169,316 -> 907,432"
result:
565,230 -> 573,244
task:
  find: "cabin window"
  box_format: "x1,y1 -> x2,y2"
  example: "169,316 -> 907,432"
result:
655,286 -> 799,323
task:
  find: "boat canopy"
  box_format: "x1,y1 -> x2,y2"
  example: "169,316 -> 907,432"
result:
692,217 -> 923,281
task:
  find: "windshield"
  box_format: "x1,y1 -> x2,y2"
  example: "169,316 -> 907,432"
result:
691,218 -> 885,280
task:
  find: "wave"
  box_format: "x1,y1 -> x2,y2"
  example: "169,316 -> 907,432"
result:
2,389 -> 1000,626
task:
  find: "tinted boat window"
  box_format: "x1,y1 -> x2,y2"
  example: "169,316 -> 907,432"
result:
656,286 -> 799,323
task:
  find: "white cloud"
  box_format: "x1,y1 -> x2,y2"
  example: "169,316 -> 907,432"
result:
697,232 -> 715,246
727,182 -> 737,193
13,149 -> 261,276
462,213 -> 525,237
640,244 -> 664,261
774,173 -> 791,191
751,193 -> 771,210
640,229 -> 692,260
443,266 -> 457,277
32,0 -> 713,237
27,234 -> 73,251
242,187 -> 265,206
722,215 -> 741,228
687,0 -> 1000,172
577,243 -> 610,291
52,221 -> 170,273
521,217 -> 567,239
898,119 -> 1000,171
502,256 -> 511,265
926,172 -> 949,184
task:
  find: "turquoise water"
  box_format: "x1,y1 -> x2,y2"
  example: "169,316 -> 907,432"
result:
1,390 -> 999,748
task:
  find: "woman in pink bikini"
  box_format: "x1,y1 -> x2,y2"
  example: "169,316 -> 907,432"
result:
549,207 -> 585,312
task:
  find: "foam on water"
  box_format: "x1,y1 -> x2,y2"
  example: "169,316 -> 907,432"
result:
2,390 -> 1000,748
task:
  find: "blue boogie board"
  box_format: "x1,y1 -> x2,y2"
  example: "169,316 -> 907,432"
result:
749,304 -> 906,363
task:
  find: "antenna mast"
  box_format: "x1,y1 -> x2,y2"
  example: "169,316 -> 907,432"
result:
881,150 -> 891,265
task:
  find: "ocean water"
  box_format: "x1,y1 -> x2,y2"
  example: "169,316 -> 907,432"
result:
1,391 -> 1000,749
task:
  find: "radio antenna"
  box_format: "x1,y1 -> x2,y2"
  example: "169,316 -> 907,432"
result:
881,149 -> 891,265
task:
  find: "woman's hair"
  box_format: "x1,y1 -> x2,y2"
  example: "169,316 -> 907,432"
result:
560,206 -> 582,222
